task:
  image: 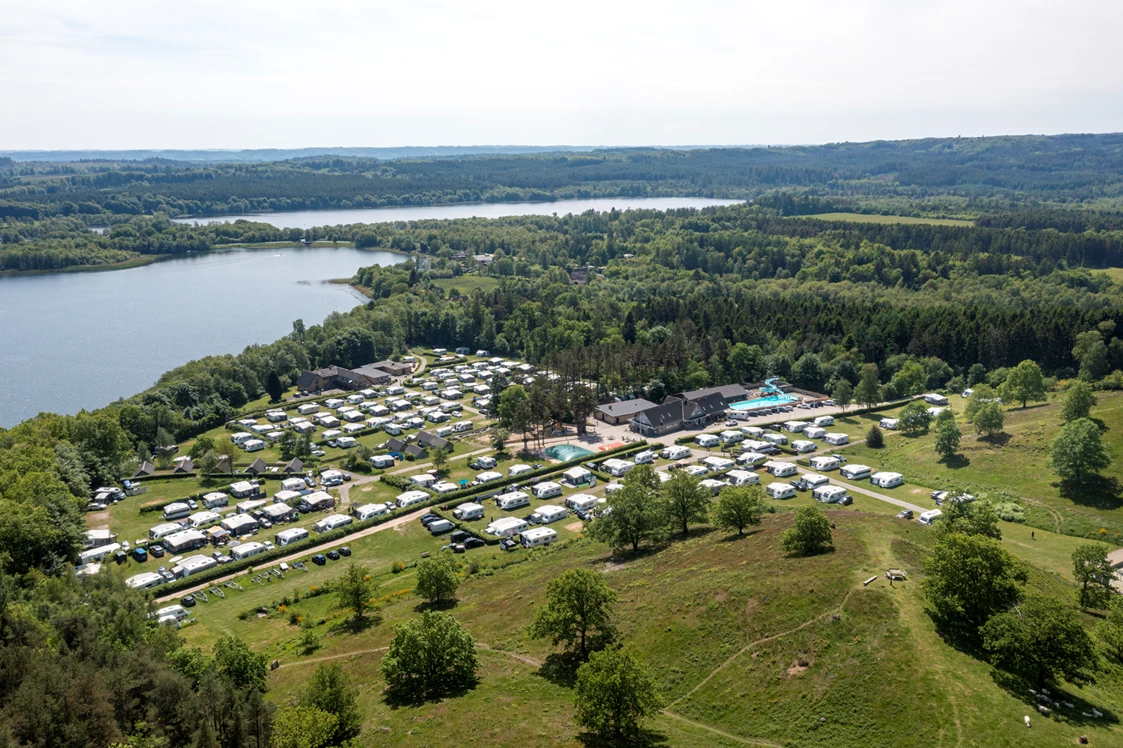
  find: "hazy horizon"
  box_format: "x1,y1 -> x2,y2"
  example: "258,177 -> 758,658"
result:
3,1 -> 1121,150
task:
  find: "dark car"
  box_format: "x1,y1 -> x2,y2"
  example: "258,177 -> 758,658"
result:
574,508 -> 593,522
311,554 -> 327,566
339,546 -> 352,557
838,495 -> 853,506
326,550 -> 341,561
499,538 -> 519,552
419,513 -> 441,527
149,544 -> 165,558
181,595 -> 196,608
132,547 -> 148,562
789,478 -> 809,492
450,530 -> 470,544
897,509 -> 914,520
464,537 -> 486,550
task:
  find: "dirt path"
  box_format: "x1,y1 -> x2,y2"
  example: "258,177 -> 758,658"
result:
660,711 -> 784,747
277,646 -> 389,669
156,506 -> 430,602
668,587 -> 857,709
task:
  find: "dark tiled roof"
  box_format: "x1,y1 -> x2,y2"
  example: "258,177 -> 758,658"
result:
283,458 -> 304,473
405,444 -> 428,458
596,398 -> 657,418
632,399 -> 684,428
246,458 -> 268,474
417,431 -> 451,451
386,438 -> 407,453
351,364 -> 392,381
679,384 -> 748,402
133,460 -> 156,477
172,457 -> 194,473
688,392 -> 728,417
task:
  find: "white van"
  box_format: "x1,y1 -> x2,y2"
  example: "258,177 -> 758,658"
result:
353,503 -> 390,521
870,471 -> 904,489
695,434 -> 720,448
661,445 -> 692,461
823,433 -> 849,446
918,509 -> 943,526
313,514 -> 353,533
532,481 -> 563,500
839,464 -> 872,481
275,527 -> 310,546
496,491 -> 531,510
813,485 -> 849,504
522,527 -> 558,548
453,502 -> 485,521
764,461 -> 797,478
766,482 -> 796,499
726,470 -> 760,487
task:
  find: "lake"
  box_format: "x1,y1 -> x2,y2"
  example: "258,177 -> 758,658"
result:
0,246 -> 397,427
173,196 -> 743,229
1,196 -> 739,427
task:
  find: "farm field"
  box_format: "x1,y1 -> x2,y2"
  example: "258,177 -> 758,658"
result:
802,212 -> 976,226
432,275 -> 502,295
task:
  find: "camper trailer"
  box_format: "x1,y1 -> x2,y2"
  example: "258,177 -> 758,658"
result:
823,433 -> 850,446
880,418 -> 900,430
766,482 -> 797,499
125,571 -> 166,590
202,492 -> 229,509
603,459 -> 635,477
870,471 -> 904,489
370,454 -> 395,469
313,514 -> 353,534
353,503 -> 390,521
702,456 -> 735,473
695,433 -> 720,448
485,517 -> 529,538
809,455 -> 841,472
532,481 -> 563,500
221,514 -> 259,537
918,509 -> 943,526
275,527 -> 310,546
726,470 -> 760,486
149,523 -> 182,541
813,485 -> 850,504
452,502 -> 485,521
396,490 -> 430,508
530,504 -> 568,524
495,491 -> 531,511
299,491 -> 335,512
719,430 -> 745,444
508,463 -> 533,478
565,494 -> 600,513
188,511 -> 221,530
764,461 -> 797,477
522,527 -> 558,548
839,464 -> 872,480
813,415 -> 835,427
661,445 -> 692,461
791,440 -> 817,454
803,473 -> 830,490
162,502 -> 192,521
923,393 -> 949,406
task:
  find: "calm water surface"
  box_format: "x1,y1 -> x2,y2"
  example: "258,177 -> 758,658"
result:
173,196 -> 743,229
3,197 -> 741,426
0,246 -> 397,427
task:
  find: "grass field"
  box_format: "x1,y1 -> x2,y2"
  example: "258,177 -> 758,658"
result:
172,507 -> 1123,747
835,391 -> 1123,543
432,275 -> 501,295
802,212 -> 975,226
1097,267 -> 1123,284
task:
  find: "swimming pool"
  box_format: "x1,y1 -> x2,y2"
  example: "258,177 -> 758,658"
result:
729,393 -> 799,411
544,444 -> 596,461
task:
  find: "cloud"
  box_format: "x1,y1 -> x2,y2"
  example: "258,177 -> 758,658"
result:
0,0 -> 1120,148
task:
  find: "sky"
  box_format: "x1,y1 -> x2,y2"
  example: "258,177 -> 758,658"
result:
2,0 -> 1122,149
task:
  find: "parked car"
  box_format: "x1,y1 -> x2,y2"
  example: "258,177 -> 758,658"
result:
326,550 -> 341,561
838,495 -> 853,505
311,554 -> 327,565
181,595 -> 196,608
339,546 -> 351,557
149,544 -> 165,558
450,530 -> 471,544
311,449 -> 326,457
789,478 -> 810,492
499,538 -> 519,552
897,509 -> 914,520
464,537 -> 486,549
420,513 -> 441,527
187,499 -> 198,510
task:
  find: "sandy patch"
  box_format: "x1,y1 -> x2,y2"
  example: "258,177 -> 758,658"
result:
564,521 -> 584,533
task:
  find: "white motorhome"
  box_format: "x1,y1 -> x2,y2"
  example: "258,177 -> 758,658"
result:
839,464 -> 872,480
453,502 -> 486,521
695,434 -> 720,448
726,469 -> 760,486
532,481 -> 563,499
766,482 -> 796,499
809,455 -> 841,472
313,514 -> 353,533
486,516 -> 529,538
870,471 -> 904,489
320,470 -> 345,487
764,461 -> 797,477
823,433 -> 850,446
474,456 -> 497,470
275,527 -> 310,546
530,504 -> 568,524
495,491 -> 531,510
918,509 -> 943,526
396,490 -> 430,508
661,445 -> 692,461
522,527 -> 558,548
813,485 -> 850,504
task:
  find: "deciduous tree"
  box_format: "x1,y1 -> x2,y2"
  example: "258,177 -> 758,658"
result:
1061,381 -> 1097,423
336,562 -> 375,622
1072,543 -> 1116,610
934,413 -> 961,460
573,648 -> 662,740
414,555 -> 460,604
1049,418 -> 1112,482
923,533 -> 1027,630
711,485 -> 767,536
780,505 -> 833,556
972,402 -> 1005,438
380,611 -> 478,700
299,662 -> 362,744
981,595 -> 1097,688
529,568 -> 617,659
587,466 -> 666,554
661,470 -> 711,536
